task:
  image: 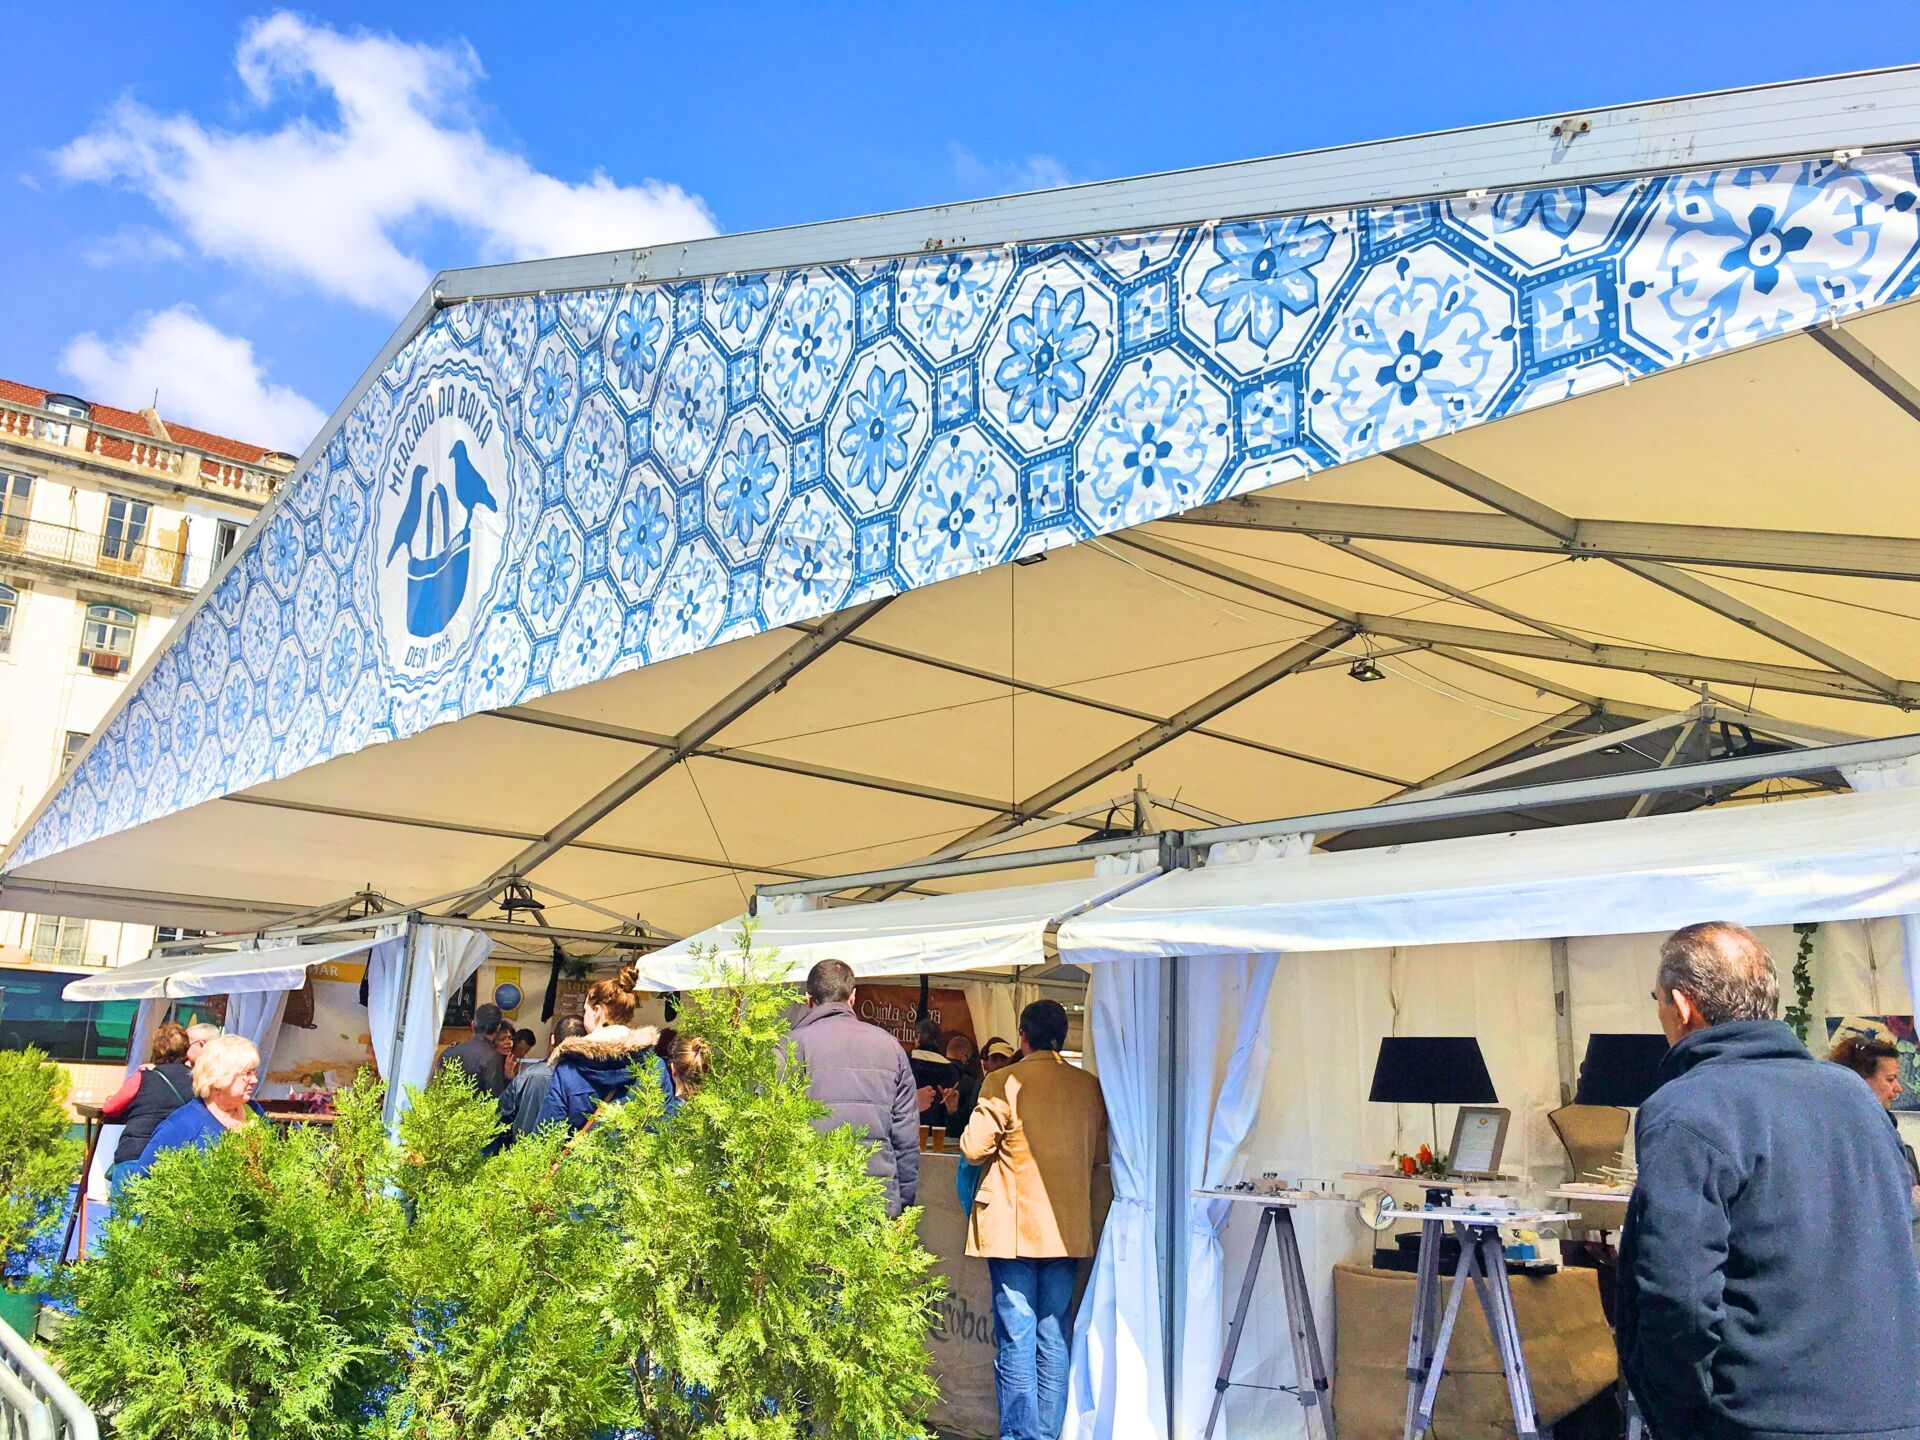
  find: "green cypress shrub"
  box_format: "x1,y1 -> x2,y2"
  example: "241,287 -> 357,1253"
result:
0,1047 -> 81,1285
54,1077 -> 405,1440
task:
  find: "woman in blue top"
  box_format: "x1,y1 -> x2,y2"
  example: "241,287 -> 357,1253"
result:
535,964 -> 672,1133
124,1034 -> 266,1182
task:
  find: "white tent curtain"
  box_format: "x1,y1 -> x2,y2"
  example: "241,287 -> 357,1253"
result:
1173,836 -> 1304,1440
89,997 -> 165,1203
1064,950 -> 1166,1440
386,922 -> 494,1103
1176,952 -> 1280,1440
362,927 -> 410,1080
960,978 -> 1023,1049
1842,756 -> 1920,1011
224,990 -> 291,1089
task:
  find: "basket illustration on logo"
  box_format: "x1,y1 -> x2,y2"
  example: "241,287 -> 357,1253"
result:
385,439 -> 499,639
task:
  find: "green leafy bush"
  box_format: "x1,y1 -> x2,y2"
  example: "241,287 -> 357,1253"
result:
0,1046 -> 82,1285
593,937 -> 944,1440
56,932 -> 943,1440
55,1079 -> 405,1440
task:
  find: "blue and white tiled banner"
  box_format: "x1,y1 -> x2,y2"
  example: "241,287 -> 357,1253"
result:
14,151 -> 1920,870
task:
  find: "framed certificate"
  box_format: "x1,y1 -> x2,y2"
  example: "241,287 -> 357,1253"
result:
1450,1106 -> 1510,1178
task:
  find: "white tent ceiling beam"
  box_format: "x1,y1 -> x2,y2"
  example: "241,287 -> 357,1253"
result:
805,626 -> 1413,787
428,69 -> 1920,298
1169,493 -> 1920,581
484,706 -> 1102,833
854,623 -> 1357,899
1393,442 -> 1906,699
459,599 -> 893,902
1364,615 -> 1909,703
762,731 -> 1920,904
1612,556 -> 1906,699
1627,720 -> 1700,819
1188,731 -> 1920,850
1318,537 -> 1595,649
221,793 -> 880,890
1117,533 -> 1910,704
1810,325 -> 1920,424
1402,705 -> 1700,802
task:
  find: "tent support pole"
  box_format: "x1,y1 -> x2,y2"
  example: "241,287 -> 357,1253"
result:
380,915 -> 416,1130
1158,830 -> 1195,1438
1551,938 -> 1576,1107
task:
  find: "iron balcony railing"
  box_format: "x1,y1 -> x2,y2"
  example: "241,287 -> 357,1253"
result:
0,396 -> 281,504
0,517 -> 208,594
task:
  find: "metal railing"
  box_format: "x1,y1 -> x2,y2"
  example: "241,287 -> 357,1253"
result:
0,1318 -> 95,1440
0,396 -> 280,503
0,517 -> 207,593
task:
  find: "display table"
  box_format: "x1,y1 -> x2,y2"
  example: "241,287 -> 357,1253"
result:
1333,1263 -> 1616,1440
915,1153 -> 1110,1440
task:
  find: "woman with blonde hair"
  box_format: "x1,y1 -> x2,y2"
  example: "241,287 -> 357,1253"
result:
656,1028 -> 712,1111
123,1034 -> 264,1181
535,965 -> 672,1133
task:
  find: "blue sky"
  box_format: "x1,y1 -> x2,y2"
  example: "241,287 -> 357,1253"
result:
3,3 -> 1914,450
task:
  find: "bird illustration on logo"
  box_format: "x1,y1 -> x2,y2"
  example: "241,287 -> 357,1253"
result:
385,439 -> 499,638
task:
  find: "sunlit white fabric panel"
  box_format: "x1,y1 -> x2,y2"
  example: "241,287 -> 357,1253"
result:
61,935 -> 379,1001
639,871 -> 1157,989
1062,789 -> 1920,963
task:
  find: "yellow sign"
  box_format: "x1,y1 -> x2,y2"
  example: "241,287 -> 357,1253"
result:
310,960 -> 368,983
496,964 -> 522,1020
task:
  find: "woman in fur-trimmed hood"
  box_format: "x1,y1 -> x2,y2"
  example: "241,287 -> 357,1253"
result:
535,964 -> 673,1133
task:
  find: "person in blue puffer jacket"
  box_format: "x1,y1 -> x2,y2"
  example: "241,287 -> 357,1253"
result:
535,964 -> 672,1133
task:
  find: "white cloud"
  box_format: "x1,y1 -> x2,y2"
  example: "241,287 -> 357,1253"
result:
56,12 -> 717,312
61,306 -> 327,451
949,143 -> 1079,196
83,227 -> 187,266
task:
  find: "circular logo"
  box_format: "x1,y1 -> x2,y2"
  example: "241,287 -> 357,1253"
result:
494,982 -> 523,1012
371,359 -> 515,682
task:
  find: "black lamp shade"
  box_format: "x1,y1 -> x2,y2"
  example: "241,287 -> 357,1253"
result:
1576,1033 -> 1670,1107
1368,1037 -> 1498,1105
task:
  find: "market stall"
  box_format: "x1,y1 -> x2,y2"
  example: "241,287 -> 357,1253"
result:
9,65 -> 1920,1440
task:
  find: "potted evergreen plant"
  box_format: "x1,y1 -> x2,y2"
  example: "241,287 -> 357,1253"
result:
0,1047 -> 83,1337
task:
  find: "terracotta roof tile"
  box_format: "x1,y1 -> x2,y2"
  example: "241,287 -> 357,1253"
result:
0,376 -> 272,461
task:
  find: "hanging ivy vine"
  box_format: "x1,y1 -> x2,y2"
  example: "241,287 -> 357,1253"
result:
1784,921 -> 1819,1044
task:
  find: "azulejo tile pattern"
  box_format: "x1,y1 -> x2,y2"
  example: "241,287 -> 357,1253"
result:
16,152 -> 1920,870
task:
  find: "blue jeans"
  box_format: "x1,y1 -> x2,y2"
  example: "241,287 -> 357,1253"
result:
987,1256 -> 1076,1440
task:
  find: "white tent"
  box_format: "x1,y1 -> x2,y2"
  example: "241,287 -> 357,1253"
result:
61,935 -> 380,1001
641,868 -> 1155,987
10,67 -> 1920,1440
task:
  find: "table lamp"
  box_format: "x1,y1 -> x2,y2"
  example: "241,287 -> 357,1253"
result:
1575,1033 -> 1669,1108
1576,1032 -> 1670,1169
1368,1036 -> 1498,1158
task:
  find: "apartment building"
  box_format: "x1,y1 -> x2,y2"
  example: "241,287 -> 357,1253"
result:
0,378 -> 292,967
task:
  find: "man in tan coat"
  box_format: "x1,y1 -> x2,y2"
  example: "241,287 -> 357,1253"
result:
960,999 -> 1107,1440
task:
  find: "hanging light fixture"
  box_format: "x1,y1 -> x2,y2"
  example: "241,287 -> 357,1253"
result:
1348,656 -> 1386,683
498,878 -> 545,918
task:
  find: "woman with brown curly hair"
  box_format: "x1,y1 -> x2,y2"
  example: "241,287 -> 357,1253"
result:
534,964 -> 672,1133
101,1021 -> 195,1199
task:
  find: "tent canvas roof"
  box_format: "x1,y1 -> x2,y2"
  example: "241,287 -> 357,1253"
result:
8,70 -> 1920,950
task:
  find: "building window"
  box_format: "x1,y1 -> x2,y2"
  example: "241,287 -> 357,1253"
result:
59,731 -> 87,774
101,495 -> 151,562
41,394 -> 89,421
215,519 -> 243,561
79,602 -> 135,672
30,915 -> 88,967
0,473 -> 29,544
0,583 -> 15,656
